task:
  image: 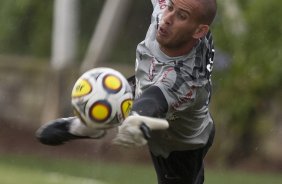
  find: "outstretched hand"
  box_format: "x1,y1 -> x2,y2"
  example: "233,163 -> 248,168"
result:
36,117 -> 106,146
113,113 -> 169,147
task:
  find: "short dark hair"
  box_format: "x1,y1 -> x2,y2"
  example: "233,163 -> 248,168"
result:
197,0 -> 217,25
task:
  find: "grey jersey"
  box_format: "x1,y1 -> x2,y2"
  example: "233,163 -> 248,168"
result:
135,0 -> 215,157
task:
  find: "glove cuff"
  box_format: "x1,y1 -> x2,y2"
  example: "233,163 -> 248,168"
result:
124,113 -> 169,130
69,117 -> 106,138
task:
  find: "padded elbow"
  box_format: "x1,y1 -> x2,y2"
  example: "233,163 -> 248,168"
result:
132,86 -> 168,118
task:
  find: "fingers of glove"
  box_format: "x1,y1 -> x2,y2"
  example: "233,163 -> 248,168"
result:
35,117 -> 100,146
36,117 -> 75,136
36,124 -> 76,146
113,126 -> 147,147
113,115 -> 169,148
113,134 -> 137,147
113,134 -> 147,147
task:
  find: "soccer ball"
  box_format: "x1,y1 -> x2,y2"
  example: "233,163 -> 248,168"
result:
71,67 -> 133,129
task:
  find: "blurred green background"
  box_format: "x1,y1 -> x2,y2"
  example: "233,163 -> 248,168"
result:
0,0 -> 282,183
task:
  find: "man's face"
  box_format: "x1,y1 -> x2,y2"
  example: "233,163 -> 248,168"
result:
156,0 -> 201,50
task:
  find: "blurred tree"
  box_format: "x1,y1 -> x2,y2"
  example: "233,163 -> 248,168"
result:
212,0 -> 282,166
0,0 -> 53,57
108,0 -> 152,65
0,0 -> 149,64
80,0 -> 132,73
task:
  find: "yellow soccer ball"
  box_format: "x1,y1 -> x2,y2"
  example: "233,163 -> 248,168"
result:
71,67 -> 133,129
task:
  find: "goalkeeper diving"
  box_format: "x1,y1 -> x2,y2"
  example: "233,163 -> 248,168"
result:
36,0 -> 217,183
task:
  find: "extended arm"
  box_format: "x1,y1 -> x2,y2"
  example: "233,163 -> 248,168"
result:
113,86 -> 170,147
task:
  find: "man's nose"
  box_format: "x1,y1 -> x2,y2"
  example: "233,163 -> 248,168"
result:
162,11 -> 174,25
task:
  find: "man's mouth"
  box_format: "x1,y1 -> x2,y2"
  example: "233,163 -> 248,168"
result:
158,26 -> 169,37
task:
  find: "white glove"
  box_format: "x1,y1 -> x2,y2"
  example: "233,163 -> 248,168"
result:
69,117 -> 106,138
36,117 -> 106,146
113,113 -> 169,147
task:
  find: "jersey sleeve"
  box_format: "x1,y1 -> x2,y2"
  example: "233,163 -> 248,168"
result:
154,68 -> 197,112
151,0 -> 157,7
131,86 -> 168,118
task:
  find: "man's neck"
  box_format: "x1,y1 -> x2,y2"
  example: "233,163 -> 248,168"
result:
159,39 -> 199,57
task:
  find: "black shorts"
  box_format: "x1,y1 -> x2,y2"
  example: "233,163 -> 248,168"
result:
150,124 -> 215,184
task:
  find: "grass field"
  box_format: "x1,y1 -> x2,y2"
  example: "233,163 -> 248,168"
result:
0,154 -> 282,184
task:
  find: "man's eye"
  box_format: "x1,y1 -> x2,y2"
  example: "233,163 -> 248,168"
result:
167,5 -> 173,11
178,13 -> 187,20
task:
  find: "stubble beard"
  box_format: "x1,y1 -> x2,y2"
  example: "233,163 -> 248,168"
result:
157,35 -> 191,52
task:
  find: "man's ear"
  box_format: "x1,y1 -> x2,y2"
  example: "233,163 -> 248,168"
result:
193,24 -> 209,39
